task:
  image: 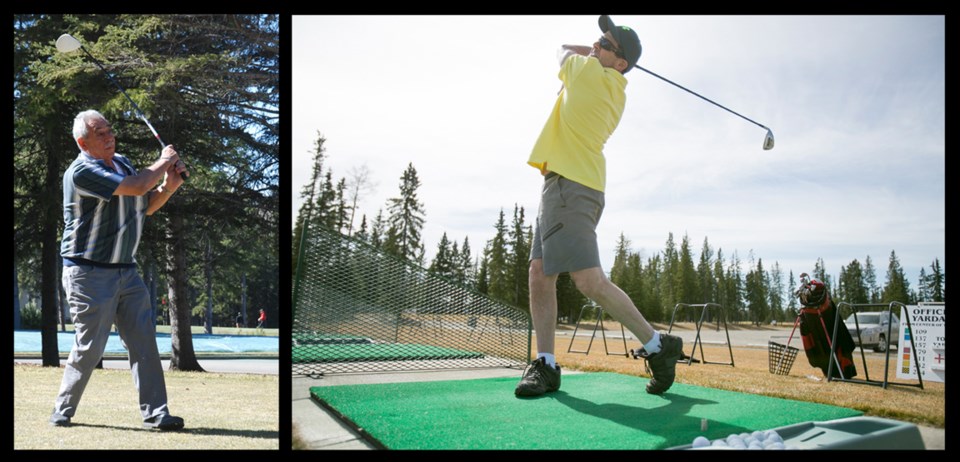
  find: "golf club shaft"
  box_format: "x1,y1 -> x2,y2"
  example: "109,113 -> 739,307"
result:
634,64 -> 769,131
78,46 -> 187,180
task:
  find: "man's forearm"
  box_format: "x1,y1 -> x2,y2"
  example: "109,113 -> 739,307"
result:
558,44 -> 592,66
146,184 -> 175,215
116,157 -> 174,196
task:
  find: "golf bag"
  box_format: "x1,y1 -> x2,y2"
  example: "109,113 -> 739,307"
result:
794,274 -> 857,378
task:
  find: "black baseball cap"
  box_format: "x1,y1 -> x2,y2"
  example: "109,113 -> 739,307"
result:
598,15 -> 642,72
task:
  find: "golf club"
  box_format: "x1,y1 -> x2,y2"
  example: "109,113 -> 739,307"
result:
634,64 -> 775,151
56,33 -> 188,179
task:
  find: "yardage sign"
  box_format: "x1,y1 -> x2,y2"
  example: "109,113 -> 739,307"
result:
896,303 -> 945,383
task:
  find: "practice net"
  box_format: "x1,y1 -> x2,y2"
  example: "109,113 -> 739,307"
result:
292,225 -> 531,376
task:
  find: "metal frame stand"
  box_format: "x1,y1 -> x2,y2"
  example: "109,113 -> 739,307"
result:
666,303 -> 735,367
566,302 -> 629,357
828,302 -> 924,390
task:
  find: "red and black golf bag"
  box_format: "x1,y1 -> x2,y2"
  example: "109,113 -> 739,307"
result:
793,274 -> 857,379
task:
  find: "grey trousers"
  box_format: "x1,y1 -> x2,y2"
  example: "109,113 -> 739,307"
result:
54,265 -> 169,421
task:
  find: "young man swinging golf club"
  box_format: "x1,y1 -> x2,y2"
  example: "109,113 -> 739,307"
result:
516,15 -> 683,397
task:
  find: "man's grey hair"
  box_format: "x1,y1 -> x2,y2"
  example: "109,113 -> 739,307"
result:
72,109 -> 107,149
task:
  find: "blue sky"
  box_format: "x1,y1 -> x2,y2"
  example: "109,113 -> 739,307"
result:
291,15 -> 944,293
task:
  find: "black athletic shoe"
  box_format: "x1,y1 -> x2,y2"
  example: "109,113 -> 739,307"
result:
514,357 -> 561,397
143,414 -> 185,431
49,410 -> 71,427
645,333 -> 683,395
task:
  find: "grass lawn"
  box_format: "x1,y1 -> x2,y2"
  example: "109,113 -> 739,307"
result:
13,363 -> 279,450
555,323 -> 945,428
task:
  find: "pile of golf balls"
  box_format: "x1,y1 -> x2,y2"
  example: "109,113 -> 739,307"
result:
689,430 -> 794,450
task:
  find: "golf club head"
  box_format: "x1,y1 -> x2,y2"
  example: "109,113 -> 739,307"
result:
56,34 -> 82,53
763,128 -> 775,150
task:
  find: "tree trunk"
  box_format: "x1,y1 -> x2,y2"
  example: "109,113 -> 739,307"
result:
204,238 -> 213,334
14,262 -> 21,330
241,273 -> 247,326
40,145 -> 60,367
167,213 -> 204,372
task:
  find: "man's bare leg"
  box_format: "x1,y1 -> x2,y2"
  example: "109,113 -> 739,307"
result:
570,265 -> 683,394
569,266 -> 655,345
528,258 -> 559,355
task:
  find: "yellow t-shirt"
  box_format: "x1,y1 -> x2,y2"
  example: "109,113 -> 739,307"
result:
527,54 -> 627,193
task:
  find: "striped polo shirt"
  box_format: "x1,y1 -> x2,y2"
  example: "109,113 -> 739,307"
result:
60,151 -> 147,266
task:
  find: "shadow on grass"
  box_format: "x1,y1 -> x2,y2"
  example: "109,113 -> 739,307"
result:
66,422 -> 279,439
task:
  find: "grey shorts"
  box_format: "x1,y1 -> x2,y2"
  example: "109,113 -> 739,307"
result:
530,173 -> 606,276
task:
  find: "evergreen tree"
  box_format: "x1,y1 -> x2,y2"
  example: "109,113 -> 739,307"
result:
697,237 -> 715,308
745,255 -> 769,325
726,251 -> 744,323
624,251 -> 645,310
813,257 -> 832,291
642,255 -> 663,322
786,270 -> 798,315
881,250 -> 911,304
292,132 -> 326,274
429,232 -> 455,279
354,214 -> 369,244
768,262 -> 784,322
917,268 -> 930,302
713,248 -> 727,317
675,233 -> 699,307
611,232 -> 631,287
507,205 -> 530,309
383,163 -> 426,262
486,209 -> 510,303
926,258 -> 945,302
456,236 -> 474,287
838,259 -> 869,304
369,208 -> 385,249
661,233 -> 678,314
864,255 -> 880,303
475,252 -> 489,295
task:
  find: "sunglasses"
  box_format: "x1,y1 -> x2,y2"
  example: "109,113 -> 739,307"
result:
598,36 -> 625,59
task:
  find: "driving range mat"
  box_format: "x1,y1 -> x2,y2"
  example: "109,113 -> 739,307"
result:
311,372 -> 862,449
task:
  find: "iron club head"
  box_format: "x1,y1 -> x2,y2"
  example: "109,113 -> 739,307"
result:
56,34 -> 83,53
763,128 -> 775,151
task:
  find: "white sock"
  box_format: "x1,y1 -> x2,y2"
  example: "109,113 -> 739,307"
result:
645,331 -> 662,354
537,353 -> 556,368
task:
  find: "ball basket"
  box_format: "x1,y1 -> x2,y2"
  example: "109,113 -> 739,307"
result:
768,339 -> 799,375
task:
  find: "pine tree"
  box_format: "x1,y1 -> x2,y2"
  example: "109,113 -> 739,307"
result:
745,255 -> 769,325
881,250 -> 911,304
486,209 -> 510,303
370,209 -> 385,250
697,237 -> 714,308
864,255 -> 880,303
383,163 -> 426,262
292,132 -> 327,274
429,232 -> 455,279
354,214 -> 369,244
675,233 -> 699,307
611,232 -> 631,287
768,262 -> 784,322
926,258 -> 945,302
456,237 -> 474,287
813,257 -> 832,291
661,233 -> 678,314
507,205 -> 530,309
917,268 -> 930,302
839,259 -> 869,304
475,253 -> 489,295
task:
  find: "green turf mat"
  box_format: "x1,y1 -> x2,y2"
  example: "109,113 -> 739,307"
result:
311,372 -> 862,449
293,343 -> 484,363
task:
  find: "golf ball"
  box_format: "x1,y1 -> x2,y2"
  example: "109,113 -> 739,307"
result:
692,436 -> 711,448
